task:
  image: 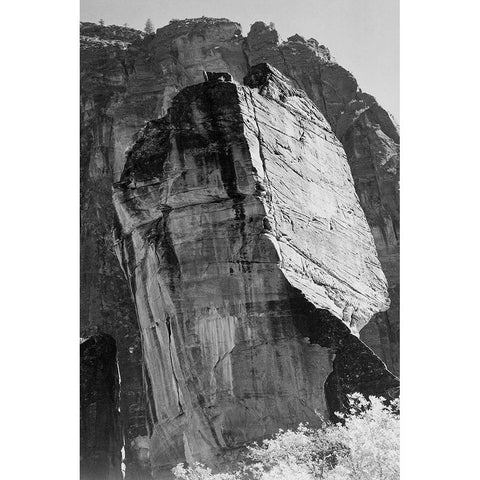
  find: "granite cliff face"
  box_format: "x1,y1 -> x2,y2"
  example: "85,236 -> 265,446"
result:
112,65 -> 398,479
80,17 -> 399,479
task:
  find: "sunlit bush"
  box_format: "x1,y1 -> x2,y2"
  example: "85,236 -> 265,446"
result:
172,394 -> 399,480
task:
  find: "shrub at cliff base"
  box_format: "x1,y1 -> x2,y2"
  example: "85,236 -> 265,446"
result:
173,394 -> 399,480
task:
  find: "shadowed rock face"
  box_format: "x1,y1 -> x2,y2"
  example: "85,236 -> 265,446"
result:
113,65 -> 398,479
80,334 -> 122,480
81,20 -> 250,477
80,17 -> 399,479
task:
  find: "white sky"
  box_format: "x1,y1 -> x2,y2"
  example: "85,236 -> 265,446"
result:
81,0 -> 399,120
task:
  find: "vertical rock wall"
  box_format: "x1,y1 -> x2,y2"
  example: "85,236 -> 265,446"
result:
80,17 -> 399,479
245,22 -> 400,374
113,66 -> 398,479
80,38 -> 150,479
80,19 -> 250,478
80,334 -> 123,480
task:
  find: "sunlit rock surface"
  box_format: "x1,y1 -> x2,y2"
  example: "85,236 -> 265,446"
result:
113,65 -> 398,479
245,22 -> 400,374
80,17 -> 400,478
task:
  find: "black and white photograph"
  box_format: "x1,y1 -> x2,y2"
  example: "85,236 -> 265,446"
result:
79,1 -> 399,478
3,1 -> 479,480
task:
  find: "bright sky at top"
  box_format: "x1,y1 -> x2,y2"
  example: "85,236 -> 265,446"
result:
81,0 -> 399,121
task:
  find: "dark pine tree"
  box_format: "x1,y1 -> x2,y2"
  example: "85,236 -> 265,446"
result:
144,18 -> 154,34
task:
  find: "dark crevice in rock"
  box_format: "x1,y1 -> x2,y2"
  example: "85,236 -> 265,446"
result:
203,81 -> 245,201
241,37 -> 251,73
316,65 -> 330,121
216,146 -> 243,200
142,362 -> 158,435
247,89 -> 271,194
165,314 -> 185,415
158,209 -> 180,284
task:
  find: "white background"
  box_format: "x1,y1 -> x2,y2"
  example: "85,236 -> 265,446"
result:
0,1 -> 479,478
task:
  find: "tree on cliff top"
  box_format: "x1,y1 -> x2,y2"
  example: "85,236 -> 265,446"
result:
173,394 -> 400,480
144,18 -> 154,34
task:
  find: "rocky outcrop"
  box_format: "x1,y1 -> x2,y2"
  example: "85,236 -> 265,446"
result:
245,22 -> 400,373
113,65 -> 398,479
80,17 -> 399,478
80,334 -> 122,480
81,20 -> 251,477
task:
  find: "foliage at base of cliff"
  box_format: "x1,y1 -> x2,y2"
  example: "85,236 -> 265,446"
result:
173,394 -> 399,480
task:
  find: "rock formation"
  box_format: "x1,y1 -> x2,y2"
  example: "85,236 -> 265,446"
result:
80,334 -> 122,480
245,22 -> 399,374
112,64 -> 398,479
81,20 -> 251,477
80,17 -> 399,479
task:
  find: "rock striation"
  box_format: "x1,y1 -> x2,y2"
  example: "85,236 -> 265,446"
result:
81,20 -> 251,477
113,65 -> 398,478
80,334 -> 123,480
80,17 -> 399,479
245,22 -> 400,374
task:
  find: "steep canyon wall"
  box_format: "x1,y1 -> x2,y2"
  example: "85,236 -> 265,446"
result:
113,65 -> 398,478
80,18 -> 399,479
